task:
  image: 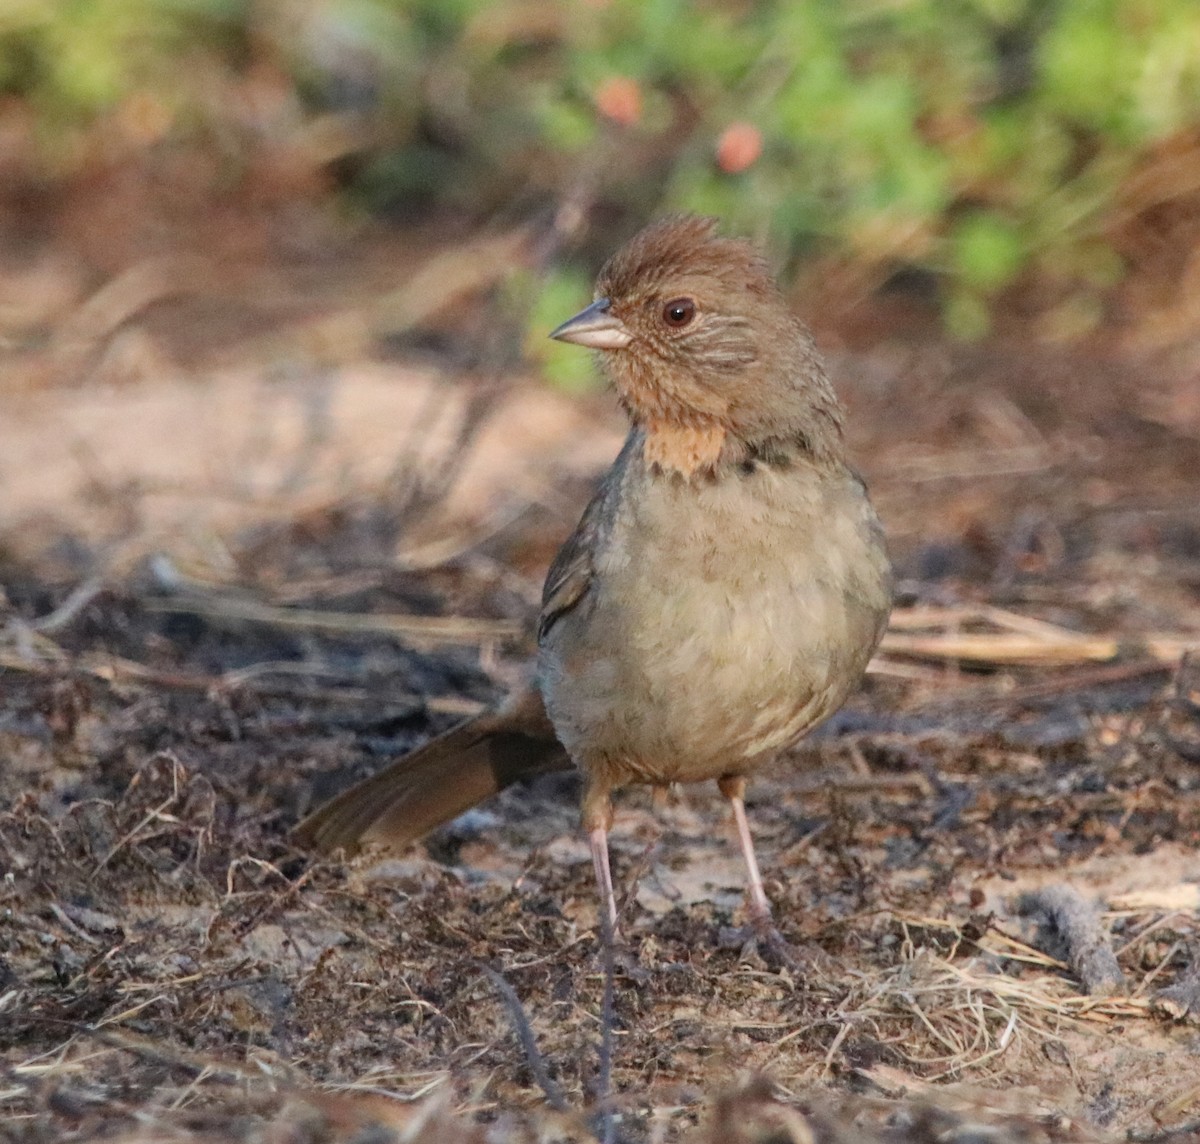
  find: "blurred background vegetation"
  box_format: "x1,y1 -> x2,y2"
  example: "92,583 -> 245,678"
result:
4,0 -> 1200,382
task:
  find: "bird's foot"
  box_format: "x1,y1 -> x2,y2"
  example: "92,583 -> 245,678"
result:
607,939 -> 651,983
717,914 -> 816,973
595,924 -> 651,983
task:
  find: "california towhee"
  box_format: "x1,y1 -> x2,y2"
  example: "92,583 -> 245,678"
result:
295,215 -> 893,935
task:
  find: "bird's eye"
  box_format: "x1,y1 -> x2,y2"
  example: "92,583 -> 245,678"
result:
661,297 -> 696,328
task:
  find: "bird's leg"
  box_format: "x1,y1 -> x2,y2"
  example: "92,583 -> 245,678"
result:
718,775 -> 771,924
588,824 -> 619,937
583,777 -> 620,940
582,782 -> 652,1011
717,775 -> 803,970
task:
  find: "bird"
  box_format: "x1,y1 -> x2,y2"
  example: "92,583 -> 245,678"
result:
294,214 -> 893,941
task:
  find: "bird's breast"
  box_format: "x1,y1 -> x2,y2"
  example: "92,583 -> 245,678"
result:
537,454 -> 891,787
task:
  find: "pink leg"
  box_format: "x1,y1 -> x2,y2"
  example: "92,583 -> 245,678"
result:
729,794 -> 772,923
717,777 -> 804,969
719,775 -> 771,924
588,825 -> 619,937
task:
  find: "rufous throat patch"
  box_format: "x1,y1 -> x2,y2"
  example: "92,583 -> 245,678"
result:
644,421 -> 727,477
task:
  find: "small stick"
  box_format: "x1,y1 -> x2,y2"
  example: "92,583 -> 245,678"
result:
1016,885 -> 1126,995
879,630 -> 1119,666
480,965 -> 569,1114
29,577 -> 105,635
596,905 -> 617,1144
1154,951 -> 1200,1020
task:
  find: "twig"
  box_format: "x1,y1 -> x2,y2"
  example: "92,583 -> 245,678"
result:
1154,949 -> 1200,1020
880,605 -> 1197,668
29,577 -> 105,635
596,907 -> 617,1144
886,605 -> 1076,636
939,659 -> 1175,711
89,1030 -> 300,1089
479,965 -> 569,1114
1128,1117 -> 1200,1143
879,630 -> 1118,666
1016,886 -> 1126,995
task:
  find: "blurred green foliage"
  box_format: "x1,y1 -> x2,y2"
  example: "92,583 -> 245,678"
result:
4,0 -> 1200,353
518,265 -> 602,393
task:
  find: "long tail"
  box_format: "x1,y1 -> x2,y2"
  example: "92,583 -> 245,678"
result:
293,687 -> 570,856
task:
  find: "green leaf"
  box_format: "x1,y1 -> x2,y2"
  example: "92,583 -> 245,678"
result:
525,267 -> 604,393
537,95 -> 596,153
951,211 -> 1025,292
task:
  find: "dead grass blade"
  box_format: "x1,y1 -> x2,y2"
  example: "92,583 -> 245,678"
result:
880,604 -> 1198,667
143,593 -> 519,647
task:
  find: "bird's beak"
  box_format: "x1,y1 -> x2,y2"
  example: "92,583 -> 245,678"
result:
549,298 -> 632,350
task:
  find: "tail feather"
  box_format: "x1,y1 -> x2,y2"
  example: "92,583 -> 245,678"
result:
294,688 -> 569,856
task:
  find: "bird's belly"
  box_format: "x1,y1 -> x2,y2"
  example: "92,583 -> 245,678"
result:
538,471 -> 886,786
546,580 -> 845,782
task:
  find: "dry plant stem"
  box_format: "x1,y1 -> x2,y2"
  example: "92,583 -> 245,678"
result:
1129,1118 -> 1200,1144
1154,953 -> 1200,1019
596,900 -> 618,1144
879,602 -> 1197,669
29,576 -> 105,635
144,594 -> 518,646
878,630 -> 1118,666
480,966 -> 569,1115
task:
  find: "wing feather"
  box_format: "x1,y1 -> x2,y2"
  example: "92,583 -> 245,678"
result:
537,432 -> 638,643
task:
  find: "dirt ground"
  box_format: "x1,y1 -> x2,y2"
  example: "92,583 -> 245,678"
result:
3,199 -> 1200,1144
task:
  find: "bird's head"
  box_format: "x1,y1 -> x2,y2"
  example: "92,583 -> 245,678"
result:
550,215 -> 843,477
